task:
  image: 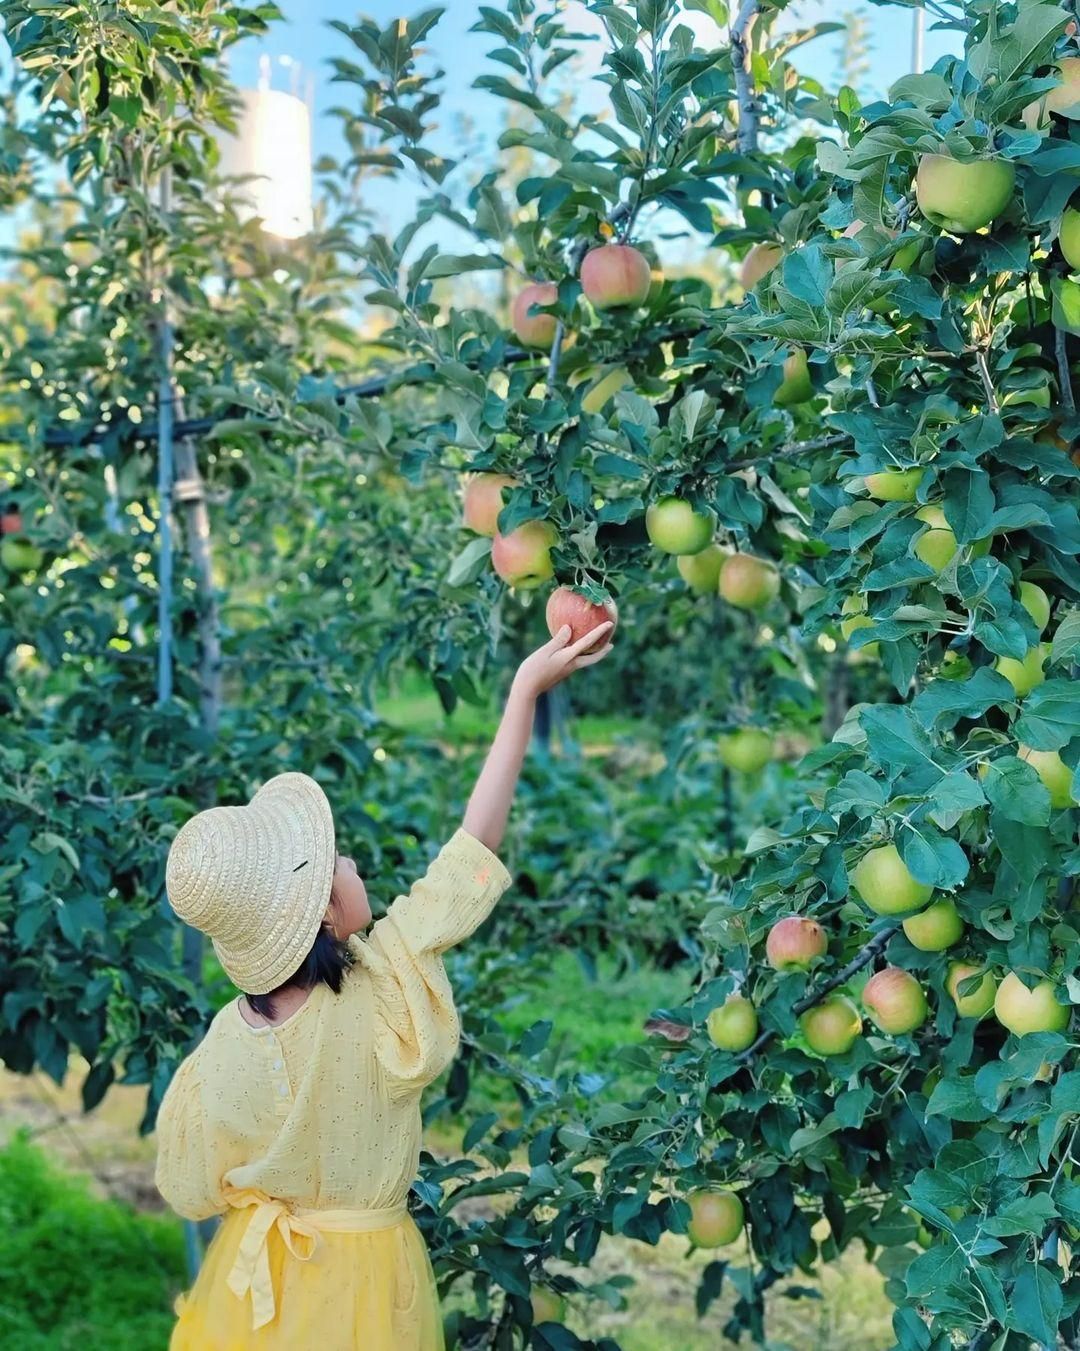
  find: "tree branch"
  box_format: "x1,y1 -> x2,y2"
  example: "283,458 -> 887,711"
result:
736,925 -> 899,1063
731,0 -> 761,156
974,349 -> 999,414
1055,323 -> 1076,417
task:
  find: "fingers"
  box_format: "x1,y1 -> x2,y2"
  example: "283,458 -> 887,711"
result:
544,625 -> 573,651
571,641 -> 614,669
566,621 -> 615,658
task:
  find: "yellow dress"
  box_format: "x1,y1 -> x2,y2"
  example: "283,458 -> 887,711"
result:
154,828 -> 511,1350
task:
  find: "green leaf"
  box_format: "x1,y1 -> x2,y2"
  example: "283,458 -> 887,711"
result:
422,254 -> 506,279
897,824 -> 969,889
446,537 -> 492,588
1009,1262 -> 1063,1343
926,1076 -> 987,1122
780,244 -> 832,309
981,757 -> 1051,826
860,706 -> 941,775
1014,679 -> 1080,750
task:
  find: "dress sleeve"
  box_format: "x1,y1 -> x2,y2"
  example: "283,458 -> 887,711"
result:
351,828 -> 511,1099
153,1056 -> 227,1221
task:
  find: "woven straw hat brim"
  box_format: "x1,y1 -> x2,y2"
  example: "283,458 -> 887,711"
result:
165,773 -> 336,996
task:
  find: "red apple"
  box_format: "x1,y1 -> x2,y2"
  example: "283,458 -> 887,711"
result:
462,473 -> 517,537
766,916 -> 827,971
512,282 -> 559,349
862,967 -> 929,1035
740,242 -> 782,291
580,243 -> 652,310
0,510 -> 23,535
545,586 -> 617,645
492,521 -> 558,589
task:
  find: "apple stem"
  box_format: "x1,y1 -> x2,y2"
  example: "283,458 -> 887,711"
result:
735,924 -> 900,1063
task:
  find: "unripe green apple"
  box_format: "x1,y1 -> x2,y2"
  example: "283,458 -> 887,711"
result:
851,844 -> 934,916
864,467 -> 924,501
766,915 -> 828,970
1061,207 -> 1080,271
645,497 -> 713,555
580,243 -> 652,310
774,349 -> 813,407
915,154 -> 1015,235
1019,581 -> 1051,634
718,553 -> 780,610
1018,745 -> 1076,809
800,994 -> 863,1055
1023,58 -> 1080,128
740,242 -> 782,291
511,282 -> 559,349
581,365 -> 631,414
706,995 -> 758,1052
946,962 -> 997,1019
913,505 -> 957,571
677,543 -> 726,594
902,898 -> 964,951
491,520 -> 558,588
531,1288 -> 567,1325
994,972 -> 1070,1036
840,595 -> 879,661
717,728 -> 774,774
686,1189 -> 744,1247
862,967 -> 929,1035
995,644 -> 1047,698
0,537 -> 43,572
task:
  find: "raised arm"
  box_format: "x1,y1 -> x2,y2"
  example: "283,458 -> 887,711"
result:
462,622 -> 614,854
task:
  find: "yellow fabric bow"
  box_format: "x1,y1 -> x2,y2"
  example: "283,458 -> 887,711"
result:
223,1187 -> 321,1331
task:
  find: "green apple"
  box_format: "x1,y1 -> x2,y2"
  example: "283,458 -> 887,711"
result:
717,728 -> 774,774
581,365 -> 631,414
1061,206 -> 1080,271
1018,745 -> 1076,809
864,468 -> 924,502
994,972 -> 1070,1035
718,553 -> 780,611
706,995 -> 758,1052
0,537 -> 43,573
740,242 -> 782,291
946,962 -> 997,1019
677,543 -> 726,594
646,497 -> 714,555
774,349 -> 813,407
840,595 -> 879,661
915,154 -> 1015,235
995,644 -> 1047,698
800,994 -> 863,1055
913,505 -> 958,571
862,967 -> 929,1035
851,844 -> 934,916
1019,581 -> 1051,634
686,1189 -> 744,1247
531,1288 -> 567,1325
1023,58 -> 1080,128
902,898 -> 964,951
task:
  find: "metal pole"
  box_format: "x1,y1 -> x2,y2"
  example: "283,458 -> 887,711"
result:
156,168 -> 175,706
912,1 -> 925,74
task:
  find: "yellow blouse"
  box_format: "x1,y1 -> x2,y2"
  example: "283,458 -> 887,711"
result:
154,829 -> 512,1221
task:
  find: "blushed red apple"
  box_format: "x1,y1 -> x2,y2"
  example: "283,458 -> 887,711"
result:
545,586 -> 617,645
512,282 -> 559,349
580,243 -> 652,310
492,521 -> 558,588
462,473 -> 517,536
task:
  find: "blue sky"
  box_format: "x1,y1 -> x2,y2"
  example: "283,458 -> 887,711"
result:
226,1 -> 959,238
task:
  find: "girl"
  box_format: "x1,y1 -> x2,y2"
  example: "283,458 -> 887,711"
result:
155,620 -> 614,1350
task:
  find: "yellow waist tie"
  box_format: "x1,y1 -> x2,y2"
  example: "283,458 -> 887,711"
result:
222,1185 -> 409,1330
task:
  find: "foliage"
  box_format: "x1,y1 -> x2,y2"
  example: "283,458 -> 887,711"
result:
2,0 -> 1080,1348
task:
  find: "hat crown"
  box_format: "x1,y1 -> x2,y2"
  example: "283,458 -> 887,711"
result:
164,773 -> 336,995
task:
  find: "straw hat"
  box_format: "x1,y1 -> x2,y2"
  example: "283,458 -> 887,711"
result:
165,773 -> 336,995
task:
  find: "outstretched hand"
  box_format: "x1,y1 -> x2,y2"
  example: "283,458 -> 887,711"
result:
512,623 -> 615,700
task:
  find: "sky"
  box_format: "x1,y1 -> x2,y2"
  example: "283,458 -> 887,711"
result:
222,0 -> 959,239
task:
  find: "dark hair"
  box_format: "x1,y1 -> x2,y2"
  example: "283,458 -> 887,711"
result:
244,922 -> 354,1023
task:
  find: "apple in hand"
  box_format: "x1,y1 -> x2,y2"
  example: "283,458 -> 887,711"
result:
800,995 -> 862,1055
645,497 -> 713,555
766,916 -> 827,971
492,521 -> 558,588
717,728 -> 773,774
686,1189 -> 744,1247
545,586 -> 617,646
462,473 -> 517,536
706,995 -> 758,1052
512,282 -> 559,349
994,972 -> 1070,1035
851,844 -> 933,915
946,962 -> 997,1019
862,967 -> 929,1035
580,243 -> 652,310
902,898 -> 963,951
718,554 -> 780,611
